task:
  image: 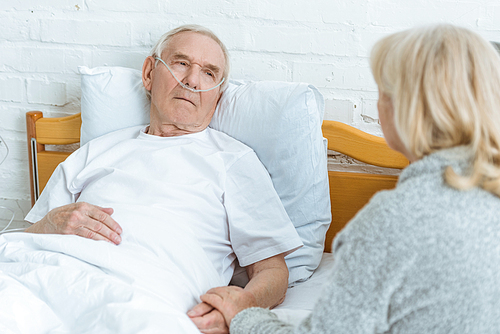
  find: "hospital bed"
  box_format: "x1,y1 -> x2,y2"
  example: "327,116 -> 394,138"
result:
21,69 -> 409,330
26,112 -> 408,245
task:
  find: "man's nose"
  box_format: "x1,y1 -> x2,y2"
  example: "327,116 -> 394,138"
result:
182,65 -> 201,89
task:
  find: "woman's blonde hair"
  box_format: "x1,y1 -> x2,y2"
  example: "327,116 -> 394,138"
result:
370,24 -> 500,196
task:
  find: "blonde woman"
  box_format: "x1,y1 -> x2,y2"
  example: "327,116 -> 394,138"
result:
200,24 -> 500,333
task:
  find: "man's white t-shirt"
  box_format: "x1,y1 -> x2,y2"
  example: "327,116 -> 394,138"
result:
26,125 -> 302,283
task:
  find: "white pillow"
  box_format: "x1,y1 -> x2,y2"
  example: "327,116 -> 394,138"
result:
79,66 -> 151,145
79,66 -> 331,284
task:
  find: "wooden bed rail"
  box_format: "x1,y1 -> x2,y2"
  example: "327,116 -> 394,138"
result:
322,121 -> 409,169
322,120 -> 409,252
26,111 -> 82,206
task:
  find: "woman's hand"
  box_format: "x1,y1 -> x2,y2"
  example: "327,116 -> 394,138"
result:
199,286 -> 258,328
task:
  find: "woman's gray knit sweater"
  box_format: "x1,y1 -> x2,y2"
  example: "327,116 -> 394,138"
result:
231,147 -> 500,333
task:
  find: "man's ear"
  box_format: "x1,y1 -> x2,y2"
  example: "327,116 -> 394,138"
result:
142,56 -> 155,91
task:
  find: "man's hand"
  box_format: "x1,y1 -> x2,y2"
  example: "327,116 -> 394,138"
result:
193,254 -> 288,330
199,286 -> 258,328
187,301 -> 229,334
25,202 -> 122,245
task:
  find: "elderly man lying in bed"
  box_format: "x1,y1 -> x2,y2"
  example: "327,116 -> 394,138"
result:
6,24 -> 302,333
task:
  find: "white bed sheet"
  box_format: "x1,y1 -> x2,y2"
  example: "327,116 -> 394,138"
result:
0,228 -> 224,334
0,227 -> 334,333
272,252 -> 335,326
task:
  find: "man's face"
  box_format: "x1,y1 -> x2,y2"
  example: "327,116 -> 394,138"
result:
143,31 -> 226,135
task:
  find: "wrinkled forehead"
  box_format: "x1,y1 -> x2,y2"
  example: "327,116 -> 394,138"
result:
161,32 -> 225,70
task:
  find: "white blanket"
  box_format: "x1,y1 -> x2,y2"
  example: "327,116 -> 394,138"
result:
0,212 -> 225,334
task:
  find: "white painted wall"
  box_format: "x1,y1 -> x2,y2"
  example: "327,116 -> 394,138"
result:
1,0 -> 500,227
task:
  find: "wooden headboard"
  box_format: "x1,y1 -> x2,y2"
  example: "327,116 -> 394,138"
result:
26,111 -> 409,252
321,121 -> 408,251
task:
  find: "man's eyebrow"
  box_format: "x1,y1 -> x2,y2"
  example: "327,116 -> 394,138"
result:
205,63 -> 221,75
170,53 -> 221,75
170,53 -> 190,61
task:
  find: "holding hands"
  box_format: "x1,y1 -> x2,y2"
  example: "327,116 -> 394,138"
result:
197,286 -> 259,331
189,253 -> 288,333
187,301 -> 229,334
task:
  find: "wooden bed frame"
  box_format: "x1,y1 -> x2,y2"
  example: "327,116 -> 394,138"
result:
26,111 -> 409,253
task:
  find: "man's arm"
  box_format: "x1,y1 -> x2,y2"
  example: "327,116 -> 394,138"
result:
25,202 -> 122,245
188,253 -> 288,334
243,253 -> 288,308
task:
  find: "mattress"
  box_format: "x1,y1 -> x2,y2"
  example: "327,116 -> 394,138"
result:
272,252 -> 335,325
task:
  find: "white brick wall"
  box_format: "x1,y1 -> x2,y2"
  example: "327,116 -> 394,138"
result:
0,77 -> 24,102
1,0 -> 500,227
